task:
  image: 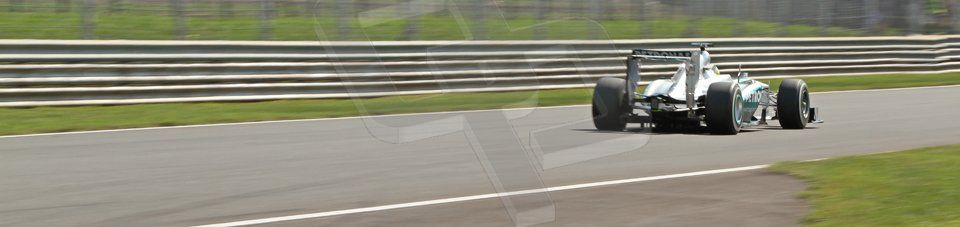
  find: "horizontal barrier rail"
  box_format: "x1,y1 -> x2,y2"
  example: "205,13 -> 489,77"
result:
1,36 -> 960,107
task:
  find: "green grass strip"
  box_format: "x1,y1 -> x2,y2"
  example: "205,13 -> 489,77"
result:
1,73 -> 959,136
0,12 -> 884,41
772,144 -> 960,226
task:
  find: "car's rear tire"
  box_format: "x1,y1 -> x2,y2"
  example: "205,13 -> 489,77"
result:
592,77 -> 628,131
777,79 -> 810,129
706,82 -> 743,135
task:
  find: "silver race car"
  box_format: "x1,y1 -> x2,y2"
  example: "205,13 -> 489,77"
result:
591,43 -> 822,135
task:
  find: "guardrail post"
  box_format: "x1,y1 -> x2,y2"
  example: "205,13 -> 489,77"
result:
170,0 -> 186,40
81,0 -> 96,39
259,0 -> 274,40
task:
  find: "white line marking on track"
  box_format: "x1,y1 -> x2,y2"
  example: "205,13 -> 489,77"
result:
193,164 -> 769,227
4,84 -> 959,139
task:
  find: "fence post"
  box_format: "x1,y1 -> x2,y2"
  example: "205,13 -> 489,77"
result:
170,0 -> 186,40
259,0 -> 274,40
81,0 -> 96,39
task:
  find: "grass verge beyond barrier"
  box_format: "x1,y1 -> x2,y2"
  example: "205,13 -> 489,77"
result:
772,144 -> 960,226
1,73 -> 960,136
0,13 -> 881,41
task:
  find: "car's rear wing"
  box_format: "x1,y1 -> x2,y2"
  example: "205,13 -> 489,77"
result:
631,49 -> 693,62
627,48 -> 702,118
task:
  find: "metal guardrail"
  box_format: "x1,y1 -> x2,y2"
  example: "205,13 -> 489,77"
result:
1,36 -> 960,107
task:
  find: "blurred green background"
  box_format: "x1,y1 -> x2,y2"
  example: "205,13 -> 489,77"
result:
0,0 -> 952,41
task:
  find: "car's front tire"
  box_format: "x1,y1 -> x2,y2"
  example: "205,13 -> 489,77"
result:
777,79 -> 810,129
706,82 -> 743,135
592,77 -> 628,131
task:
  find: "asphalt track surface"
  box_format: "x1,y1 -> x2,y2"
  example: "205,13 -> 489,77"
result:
2,86 -> 959,226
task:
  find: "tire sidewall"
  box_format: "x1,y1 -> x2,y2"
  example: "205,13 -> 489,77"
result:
706,82 -> 742,135
592,77 -> 628,130
797,83 -> 810,124
777,79 -> 809,129
731,85 -> 743,131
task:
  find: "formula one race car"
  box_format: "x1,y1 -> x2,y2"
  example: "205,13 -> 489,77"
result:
591,43 -> 822,135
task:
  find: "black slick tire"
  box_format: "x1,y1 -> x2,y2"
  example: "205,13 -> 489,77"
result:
777,79 -> 810,129
592,77 -> 628,131
706,82 -> 743,135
